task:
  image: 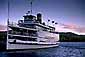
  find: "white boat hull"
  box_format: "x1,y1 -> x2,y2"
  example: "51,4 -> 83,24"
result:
7,42 -> 59,50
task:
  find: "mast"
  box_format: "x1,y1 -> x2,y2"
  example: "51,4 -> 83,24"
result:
26,0 -> 33,15
7,0 -> 10,29
30,0 -> 33,14
7,0 -> 10,49
7,0 -> 10,34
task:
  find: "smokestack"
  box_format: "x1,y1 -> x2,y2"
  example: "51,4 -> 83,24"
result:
37,13 -> 42,24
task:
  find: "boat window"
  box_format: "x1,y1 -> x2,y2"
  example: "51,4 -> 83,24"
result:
8,36 -> 37,41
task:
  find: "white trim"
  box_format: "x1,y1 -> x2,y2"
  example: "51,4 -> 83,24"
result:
38,42 -> 56,44
8,39 -> 57,45
36,23 -> 50,28
16,40 -> 38,44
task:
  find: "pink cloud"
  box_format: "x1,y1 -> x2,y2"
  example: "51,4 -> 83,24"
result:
62,23 -> 77,29
0,25 -> 7,31
62,23 -> 85,34
75,27 -> 85,33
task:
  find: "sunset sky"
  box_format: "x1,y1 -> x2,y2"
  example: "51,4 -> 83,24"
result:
0,0 -> 85,35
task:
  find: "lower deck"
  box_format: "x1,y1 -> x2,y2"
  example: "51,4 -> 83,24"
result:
7,42 -> 59,50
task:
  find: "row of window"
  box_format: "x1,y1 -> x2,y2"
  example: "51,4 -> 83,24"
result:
9,30 -> 37,37
8,36 -> 37,41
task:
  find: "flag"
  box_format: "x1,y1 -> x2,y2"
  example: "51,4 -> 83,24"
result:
55,22 -> 58,24
52,21 -> 54,23
28,11 -> 30,13
48,19 -> 50,22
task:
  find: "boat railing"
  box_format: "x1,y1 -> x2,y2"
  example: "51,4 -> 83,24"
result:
8,30 -> 37,37
9,21 -> 19,27
8,21 -> 38,31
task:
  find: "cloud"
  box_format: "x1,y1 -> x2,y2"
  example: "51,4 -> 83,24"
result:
0,25 -> 7,31
62,23 -> 85,34
75,27 -> 85,33
62,23 -> 77,29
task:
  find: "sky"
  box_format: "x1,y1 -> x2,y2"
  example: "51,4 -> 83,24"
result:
0,0 -> 85,35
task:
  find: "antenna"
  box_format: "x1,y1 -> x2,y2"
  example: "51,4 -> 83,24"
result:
30,0 -> 33,14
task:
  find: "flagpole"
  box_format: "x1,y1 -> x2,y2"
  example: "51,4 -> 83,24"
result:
7,0 -> 9,34
7,0 -> 10,49
52,21 -> 54,27
47,19 -> 50,26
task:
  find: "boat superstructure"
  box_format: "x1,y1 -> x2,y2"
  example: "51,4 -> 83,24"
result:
6,12 -> 59,50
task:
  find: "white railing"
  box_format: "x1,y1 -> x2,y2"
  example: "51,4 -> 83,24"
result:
9,21 -> 19,27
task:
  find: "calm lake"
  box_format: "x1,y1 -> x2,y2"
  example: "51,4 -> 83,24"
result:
0,42 -> 85,57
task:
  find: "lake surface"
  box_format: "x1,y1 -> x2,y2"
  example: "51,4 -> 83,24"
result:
0,42 -> 85,57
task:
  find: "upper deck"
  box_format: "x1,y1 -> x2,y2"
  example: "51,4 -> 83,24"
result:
8,22 -> 38,31
8,12 -> 55,33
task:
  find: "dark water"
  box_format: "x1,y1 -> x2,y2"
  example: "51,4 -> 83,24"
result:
0,42 -> 85,57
